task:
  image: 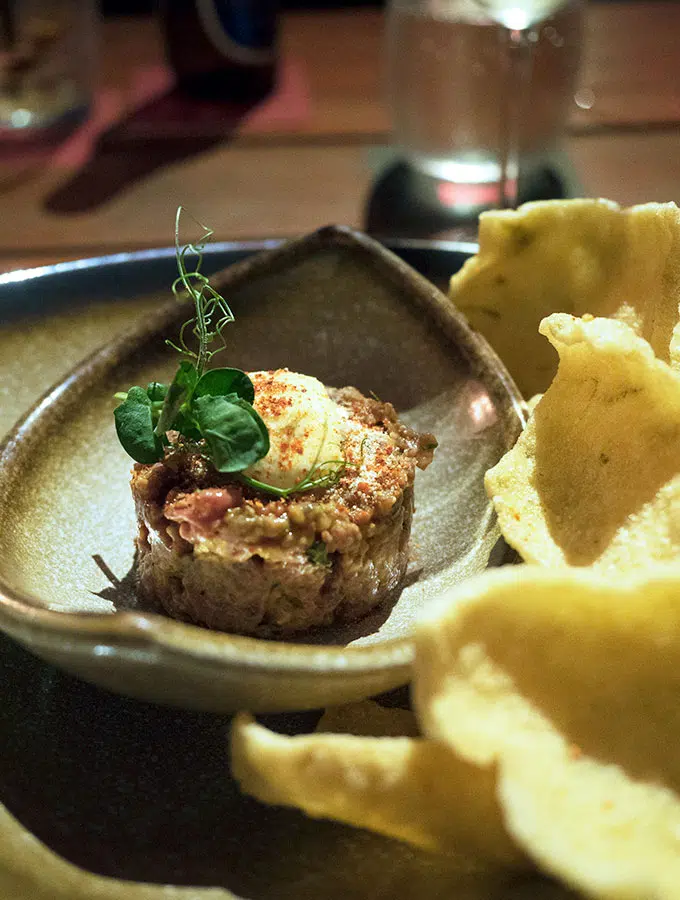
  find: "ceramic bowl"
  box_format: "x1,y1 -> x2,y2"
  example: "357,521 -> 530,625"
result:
0,226 -> 523,712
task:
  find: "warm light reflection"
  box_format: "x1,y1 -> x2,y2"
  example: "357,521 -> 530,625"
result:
501,8 -> 530,30
437,179 -> 516,209
468,388 -> 498,431
10,109 -> 32,128
574,88 -> 596,110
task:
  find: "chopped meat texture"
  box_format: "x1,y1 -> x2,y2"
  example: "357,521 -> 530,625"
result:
131,376 -> 436,638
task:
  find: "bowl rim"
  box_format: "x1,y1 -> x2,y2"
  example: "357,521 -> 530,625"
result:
0,235 -> 480,288
0,225 -> 523,680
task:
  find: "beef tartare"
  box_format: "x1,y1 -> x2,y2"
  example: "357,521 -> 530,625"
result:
131,369 -> 436,637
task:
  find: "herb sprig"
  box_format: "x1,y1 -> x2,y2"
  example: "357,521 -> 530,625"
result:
237,458 -> 351,498
113,208 -> 350,498
114,208 -> 269,473
166,208 -> 235,376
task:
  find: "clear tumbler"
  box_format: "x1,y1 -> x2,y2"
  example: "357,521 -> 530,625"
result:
0,0 -> 97,137
386,0 -> 583,204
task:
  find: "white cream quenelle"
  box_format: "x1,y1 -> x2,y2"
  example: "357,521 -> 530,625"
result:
244,369 -> 348,490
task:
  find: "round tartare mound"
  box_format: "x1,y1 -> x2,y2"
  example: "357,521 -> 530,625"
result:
131,370 -> 436,638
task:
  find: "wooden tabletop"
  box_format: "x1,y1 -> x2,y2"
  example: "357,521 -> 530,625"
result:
0,2 -> 678,274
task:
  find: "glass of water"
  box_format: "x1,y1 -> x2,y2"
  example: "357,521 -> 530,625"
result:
386,0 -> 583,212
0,0 -> 97,138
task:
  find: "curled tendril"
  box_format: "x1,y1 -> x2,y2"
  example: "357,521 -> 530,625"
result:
238,415 -> 371,498
236,458 -> 355,499
168,206 -> 235,375
296,459 -> 353,492
157,207 -> 356,499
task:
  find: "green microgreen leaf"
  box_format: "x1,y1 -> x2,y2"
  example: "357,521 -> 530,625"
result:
194,367 -> 255,404
114,386 -> 164,464
192,394 -> 269,473
172,408 -> 202,442
145,382 -> 169,431
306,541 -> 331,567
154,361 -> 198,438
146,382 -> 168,402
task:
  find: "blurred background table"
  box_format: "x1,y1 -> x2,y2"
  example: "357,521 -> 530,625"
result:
0,1 -> 677,274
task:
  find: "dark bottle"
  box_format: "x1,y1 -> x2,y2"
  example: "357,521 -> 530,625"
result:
159,0 -> 278,103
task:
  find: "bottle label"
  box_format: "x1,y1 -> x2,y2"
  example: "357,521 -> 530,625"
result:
196,0 -> 278,66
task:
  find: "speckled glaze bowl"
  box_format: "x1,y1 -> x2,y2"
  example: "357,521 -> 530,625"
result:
0,227 -> 524,712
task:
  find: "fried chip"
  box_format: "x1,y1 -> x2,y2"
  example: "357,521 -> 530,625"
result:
500,745 -> 680,900
414,564 -> 680,899
449,199 -> 680,396
231,561 -> 680,895
485,313 -> 680,569
231,714 -> 523,866
317,699 -> 419,737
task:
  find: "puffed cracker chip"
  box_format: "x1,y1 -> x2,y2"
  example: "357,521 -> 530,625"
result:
500,745 -> 680,900
317,699 -> 419,737
449,199 -> 680,396
414,564 -> 680,899
231,714 -> 523,866
485,313 -> 680,569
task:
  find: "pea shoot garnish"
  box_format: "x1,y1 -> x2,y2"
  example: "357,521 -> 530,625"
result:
238,457 -> 351,498
114,208 -> 351,498
114,207 -> 269,473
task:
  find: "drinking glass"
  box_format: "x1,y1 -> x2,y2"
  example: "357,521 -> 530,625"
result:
0,0 -> 97,137
386,0 -> 583,212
